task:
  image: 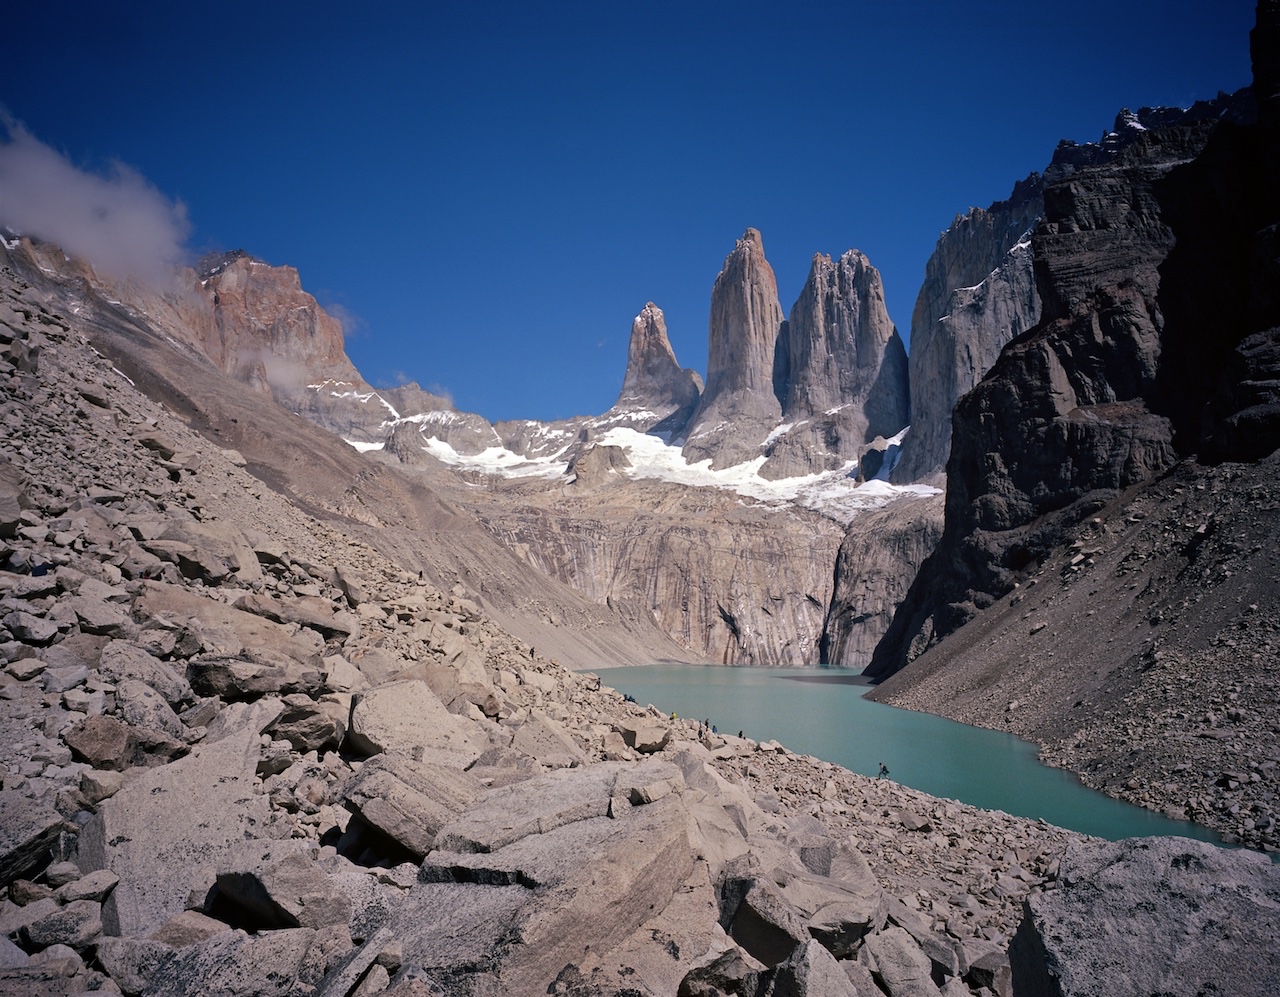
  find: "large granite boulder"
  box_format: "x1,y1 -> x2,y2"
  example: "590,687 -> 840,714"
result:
77,727 -> 270,937
1010,836 -> 1280,997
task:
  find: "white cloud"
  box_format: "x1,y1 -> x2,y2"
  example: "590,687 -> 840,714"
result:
0,114 -> 190,286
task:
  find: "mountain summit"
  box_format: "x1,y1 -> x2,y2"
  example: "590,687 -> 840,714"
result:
608,301 -> 703,436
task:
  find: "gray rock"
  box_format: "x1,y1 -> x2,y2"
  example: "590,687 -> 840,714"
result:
54,869 -> 118,903
80,768 -> 124,803
617,721 -> 670,754
717,856 -> 812,969
0,792 -> 63,886
346,680 -> 489,768
140,926 -> 317,997
96,937 -> 174,994
605,301 -> 703,437
767,249 -> 909,479
341,753 -> 483,860
116,678 -> 187,740
896,177 -> 1043,484
681,228 -> 787,469
396,795 -> 694,994
233,593 -> 358,642
678,946 -> 766,996
187,653 -> 324,701
39,664 -> 86,693
214,851 -> 351,930
433,764 -> 622,853
864,925 -> 941,997
763,937 -> 861,996
0,936 -> 27,970
0,459 -> 27,540
97,640 -> 192,707
21,899 -> 102,951
265,693 -> 343,752
313,926 -> 392,997
64,595 -> 129,638
148,909 -> 231,947
77,727 -> 270,937
508,710 -> 586,768
1009,836 -> 1280,997
3,611 -> 60,646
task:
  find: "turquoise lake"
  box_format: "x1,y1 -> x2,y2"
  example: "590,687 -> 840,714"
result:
593,663 -> 1224,845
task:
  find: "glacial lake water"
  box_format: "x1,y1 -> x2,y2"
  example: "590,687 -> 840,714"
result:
593,664 -> 1224,845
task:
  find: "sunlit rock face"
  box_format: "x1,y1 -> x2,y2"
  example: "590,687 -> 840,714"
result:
681,228 -> 787,469
606,301 -> 703,437
894,176 -> 1045,485
761,249 -> 909,480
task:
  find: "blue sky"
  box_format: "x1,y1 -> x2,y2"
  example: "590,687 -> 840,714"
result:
2,1 -> 1257,422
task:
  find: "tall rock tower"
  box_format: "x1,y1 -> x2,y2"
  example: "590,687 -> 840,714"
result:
681,228 -> 787,467
893,177 -> 1045,484
761,250 -> 909,478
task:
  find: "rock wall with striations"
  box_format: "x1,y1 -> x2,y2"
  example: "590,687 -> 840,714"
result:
762,251 -> 909,480
894,176 -> 1045,484
868,81 -> 1273,681
820,492 -> 944,669
681,228 -> 786,468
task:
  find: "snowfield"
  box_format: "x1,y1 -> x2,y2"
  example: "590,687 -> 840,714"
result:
347,420 -> 936,523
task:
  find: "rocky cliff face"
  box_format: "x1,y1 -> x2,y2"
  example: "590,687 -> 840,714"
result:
607,302 -> 703,437
761,251 -> 909,480
197,251 -> 359,399
868,82 -> 1272,683
894,177 -> 1044,484
681,228 -> 787,468
472,476 -> 845,665
820,492 -> 944,669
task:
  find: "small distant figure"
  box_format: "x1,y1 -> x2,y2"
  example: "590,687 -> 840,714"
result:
737,730 -> 743,739
529,646 -> 535,659
593,675 -> 602,690
711,724 -> 717,734
878,762 -> 889,779
671,711 -> 677,721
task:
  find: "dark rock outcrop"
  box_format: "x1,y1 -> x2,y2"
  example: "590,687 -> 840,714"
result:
869,81 -> 1272,681
762,250 -> 908,479
682,229 -> 786,468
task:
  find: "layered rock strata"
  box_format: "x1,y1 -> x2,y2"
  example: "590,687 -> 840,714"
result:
820,493 -> 945,669
869,82 -> 1272,682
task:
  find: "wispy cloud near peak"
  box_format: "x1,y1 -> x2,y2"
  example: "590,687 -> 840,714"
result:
0,114 -> 191,286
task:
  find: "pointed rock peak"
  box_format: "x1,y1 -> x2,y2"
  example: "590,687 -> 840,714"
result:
612,301 -> 702,428
623,302 -> 680,375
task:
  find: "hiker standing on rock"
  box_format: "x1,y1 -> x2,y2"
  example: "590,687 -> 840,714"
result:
878,762 -> 889,779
